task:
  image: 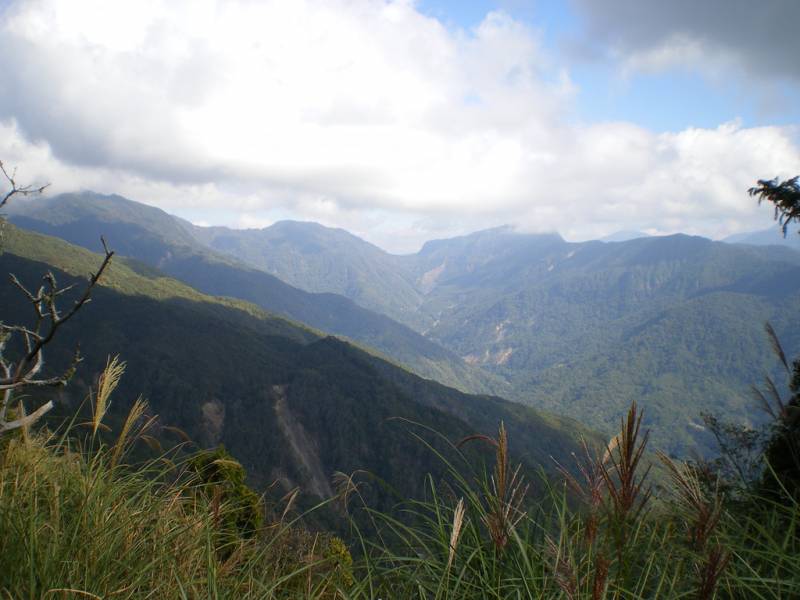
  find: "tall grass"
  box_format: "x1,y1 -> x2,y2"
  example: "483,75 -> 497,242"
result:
1,371 -> 798,598
345,405 -> 800,599
0,362 -> 352,599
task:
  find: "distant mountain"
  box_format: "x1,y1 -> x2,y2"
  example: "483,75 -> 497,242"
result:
724,227 -> 800,251
406,229 -> 800,454
13,192 -> 800,456
193,219 -> 426,329
600,231 -> 651,242
0,224 -> 595,513
7,193 -> 503,397
175,216 -> 800,456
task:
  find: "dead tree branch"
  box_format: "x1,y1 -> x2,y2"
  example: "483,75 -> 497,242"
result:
0,160 -> 49,210
0,163 -> 112,434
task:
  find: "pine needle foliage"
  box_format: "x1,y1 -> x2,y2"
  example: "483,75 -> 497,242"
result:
749,176 -> 800,237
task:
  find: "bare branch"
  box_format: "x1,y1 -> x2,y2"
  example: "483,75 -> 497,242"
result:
9,273 -> 40,303
23,241 -> 114,365
0,160 -> 50,210
0,162 -> 109,435
1,253 -> 107,433
0,399 -> 54,434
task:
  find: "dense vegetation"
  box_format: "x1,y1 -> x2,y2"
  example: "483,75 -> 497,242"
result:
2,176 -> 800,597
2,384 -> 798,598
0,224 -> 594,521
8,193 -> 503,397
12,193 -> 800,455
0,399 -> 355,598
75,199 -> 800,458
0,175 -> 800,600
391,229 -> 800,455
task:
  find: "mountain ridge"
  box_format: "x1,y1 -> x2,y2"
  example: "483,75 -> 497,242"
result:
723,226 -> 800,251
0,223 -> 597,513
7,193 -> 504,397
10,191 -> 800,455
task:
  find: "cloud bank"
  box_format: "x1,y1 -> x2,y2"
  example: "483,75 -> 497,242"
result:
572,0 -> 800,84
0,0 -> 797,252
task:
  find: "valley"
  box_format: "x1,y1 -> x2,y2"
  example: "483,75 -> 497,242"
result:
0,223 -> 596,513
10,192 -> 800,455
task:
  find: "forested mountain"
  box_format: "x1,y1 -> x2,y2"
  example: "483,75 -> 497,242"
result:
11,193 -> 800,455
174,210 -> 800,455
724,227 -> 800,251
0,224 -> 594,512
403,228 -> 800,453
7,193 -> 502,397
192,220 -> 426,329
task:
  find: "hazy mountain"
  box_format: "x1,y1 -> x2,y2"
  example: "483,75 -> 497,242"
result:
7,193 -> 503,397
192,220 -> 426,329
0,224 -> 595,513
600,230 -> 651,242
724,227 -> 800,251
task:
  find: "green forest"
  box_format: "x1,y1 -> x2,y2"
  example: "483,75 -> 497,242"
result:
11,191 -> 800,456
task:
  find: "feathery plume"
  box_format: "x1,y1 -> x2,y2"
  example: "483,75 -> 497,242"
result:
446,498 -> 466,570
93,355 -> 125,434
111,397 -> 149,468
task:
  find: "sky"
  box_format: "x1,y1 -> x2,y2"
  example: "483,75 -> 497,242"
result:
0,0 -> 798,253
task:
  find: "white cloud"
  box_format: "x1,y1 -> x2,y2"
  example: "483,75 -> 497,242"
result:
0,0 -> 797,253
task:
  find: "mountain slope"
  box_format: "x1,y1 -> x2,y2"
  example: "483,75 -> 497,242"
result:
14,193 -> 800,456
0,224 -> 596,510
411,230 -> 800,453
192,220 -> 425,328
7,193 -> 502,396
174,218 -> 800,455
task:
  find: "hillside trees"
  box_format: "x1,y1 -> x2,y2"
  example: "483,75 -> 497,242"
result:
188,445 -> 264,542
759,341 -> 800,498
746,174 -> 800,497
0,162 -> 113,434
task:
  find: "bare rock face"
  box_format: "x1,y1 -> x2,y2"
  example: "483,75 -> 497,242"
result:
200,399 -> 225,446
272,385 -> 333,499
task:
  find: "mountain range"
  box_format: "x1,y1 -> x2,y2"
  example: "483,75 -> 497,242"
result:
0,223 -> 594,522
7,193 -> 503,397
8,192 -> 800,456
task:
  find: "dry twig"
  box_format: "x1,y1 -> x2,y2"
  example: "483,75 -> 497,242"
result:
0,163 -> 113,434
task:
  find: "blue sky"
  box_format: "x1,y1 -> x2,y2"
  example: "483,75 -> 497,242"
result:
421,0 -> 800,133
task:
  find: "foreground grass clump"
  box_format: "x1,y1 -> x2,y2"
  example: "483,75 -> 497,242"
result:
0,398 -> 352,599
346,405 -> 800,599
1,389 -> 798,598
0,434 -> 352,599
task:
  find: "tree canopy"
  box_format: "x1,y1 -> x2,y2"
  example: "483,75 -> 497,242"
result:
749,176 -> 800,237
